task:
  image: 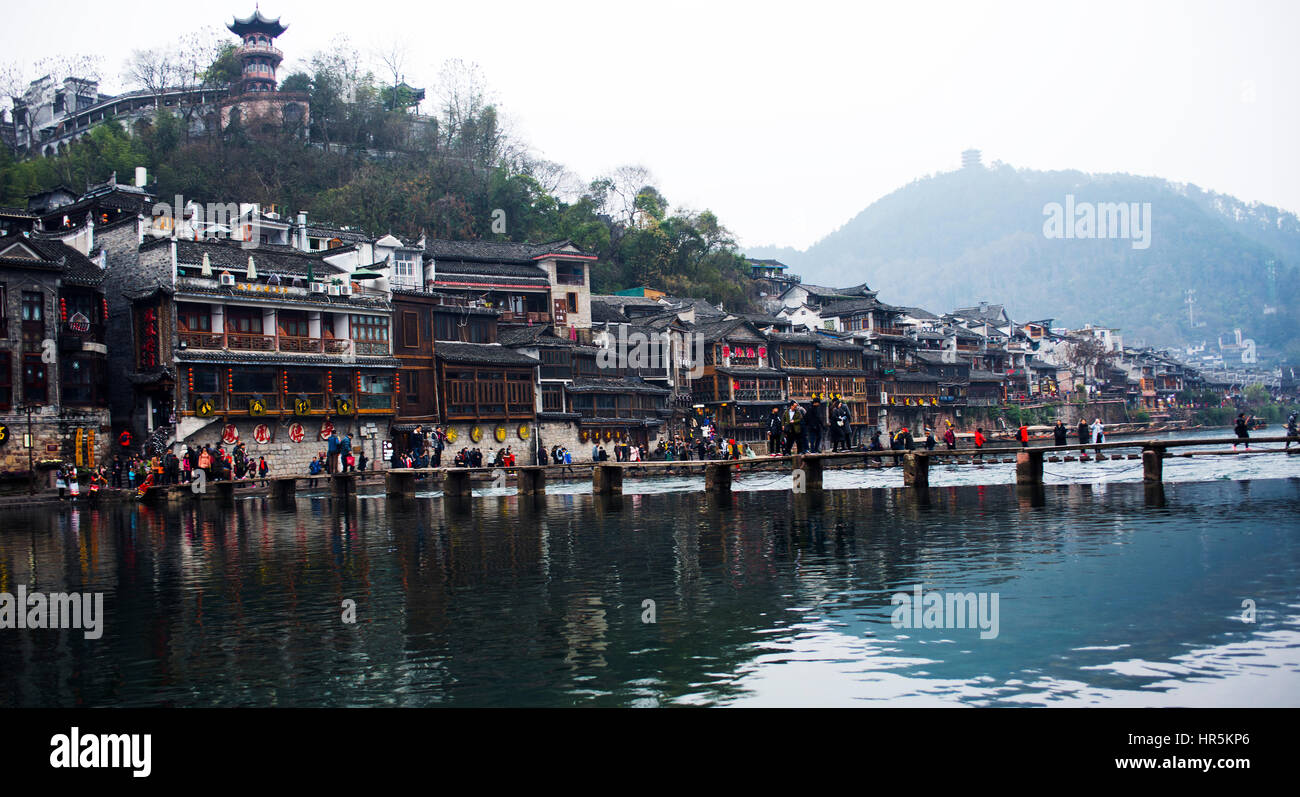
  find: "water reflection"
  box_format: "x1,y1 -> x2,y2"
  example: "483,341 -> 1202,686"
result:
1,477 -> 1297,707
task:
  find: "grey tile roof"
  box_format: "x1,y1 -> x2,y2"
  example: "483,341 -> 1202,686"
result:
435,342 -> 541,366
0,233 -> 105,287
424,238 -> 587,263
432,259 -> 551,285
164,238 -> 346,279
566,378 -> 670,395
174,350 -> 400,368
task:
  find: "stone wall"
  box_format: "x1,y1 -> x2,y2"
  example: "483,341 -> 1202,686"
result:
168,415 -> 390,477
0,406 -> 111,477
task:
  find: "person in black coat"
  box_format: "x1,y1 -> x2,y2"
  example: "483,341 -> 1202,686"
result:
1077,418 -> 1090,445
767,407 -> 783,455
806,397 -> 824,453
1053,421 -> 1068,446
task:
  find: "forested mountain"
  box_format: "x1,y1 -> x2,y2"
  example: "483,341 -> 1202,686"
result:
748,163 -> 1300,353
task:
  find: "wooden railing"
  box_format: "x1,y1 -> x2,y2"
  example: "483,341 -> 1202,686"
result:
226,332 -> 276,351
178,331 -> 356,356
278,335 -> 322,353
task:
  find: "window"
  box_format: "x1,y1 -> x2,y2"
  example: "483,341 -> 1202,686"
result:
191,367 -> 220,394
278,311 -> 309,338
177,303 -> 212,332
566,292 -> 578,313
23,354 -> 47,403
393,252 -> 419,288
61,357 -> 97,404
349,315 -> 389,342
231,369 -> 276,394
226,308 -> 263,333
401,311 -> 419,348
404,370 -> 419,400
21,291 -> 43,322
542,385 -> 564,412
0,351 -> 10,409
286,371 -> 322,394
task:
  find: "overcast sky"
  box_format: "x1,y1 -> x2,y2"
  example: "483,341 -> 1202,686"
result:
4,0 -> 1297,250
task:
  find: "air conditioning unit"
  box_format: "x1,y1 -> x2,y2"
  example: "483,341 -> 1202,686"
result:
338,284 -> 353,296
327,285 -> 341,296
218,272 -> 235,286
309,282 -> 326,294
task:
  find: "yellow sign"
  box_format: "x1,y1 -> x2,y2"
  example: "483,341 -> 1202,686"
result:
335,397 -> 354,416
195,397 -> 215,417
249,398 -> 268,416
494,425 -> 506,442
445,428 -> 458,443
470,425 -> 482,443
517,424 -> 530,440
0,425 -> 8,446
294,398 -> 312,416
75,428 -> 85,466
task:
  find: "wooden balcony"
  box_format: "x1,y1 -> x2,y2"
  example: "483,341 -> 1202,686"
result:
226,332 -> 276,352
178,331 -> 358,356
278,335 -> 322,354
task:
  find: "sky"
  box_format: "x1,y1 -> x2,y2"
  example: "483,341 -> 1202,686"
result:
3,0 -> 1298,251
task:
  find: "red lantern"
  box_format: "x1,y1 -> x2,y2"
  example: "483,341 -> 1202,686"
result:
722,345 -> 730,357
394,373 -> 401,394
758,347 -> 766,358
59,298 -> 67,322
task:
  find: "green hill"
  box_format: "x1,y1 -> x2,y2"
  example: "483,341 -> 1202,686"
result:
748,163 -> 1300,353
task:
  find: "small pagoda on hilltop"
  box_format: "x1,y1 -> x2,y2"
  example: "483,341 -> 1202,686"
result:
219,6 -> 309,135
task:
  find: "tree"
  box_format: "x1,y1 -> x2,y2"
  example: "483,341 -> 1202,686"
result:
1064,337 -> 1115,384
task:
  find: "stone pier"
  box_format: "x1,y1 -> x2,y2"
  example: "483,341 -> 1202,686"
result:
903,453 -> 930,488
517,467 -> 546,495
386,469 -> 417,498
592,464 -> 623,495
443,469 -> 472,499
704,462 -> 732,494
1015,450 -> 1044,486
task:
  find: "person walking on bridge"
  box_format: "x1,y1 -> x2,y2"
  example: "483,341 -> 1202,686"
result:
1286,412 -> 1297,450
1091,418 -> 1106,457
1018,424 -> 1030,448
1234,413 -> 1253,450
1053,420 -> 1068,447
781,400 -> 805,455
1077,418 -> 1091,447
973,427 -> 987,463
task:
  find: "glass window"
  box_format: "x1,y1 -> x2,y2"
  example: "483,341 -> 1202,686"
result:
350,315 -> 389,342
22,291 -> 43,322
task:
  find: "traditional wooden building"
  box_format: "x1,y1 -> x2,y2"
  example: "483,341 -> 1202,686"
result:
0,232 -> 110,478
126,237 -> 398,468
690,319 -> 783,444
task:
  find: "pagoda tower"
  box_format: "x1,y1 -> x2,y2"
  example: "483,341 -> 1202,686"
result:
227,8 -> 288,94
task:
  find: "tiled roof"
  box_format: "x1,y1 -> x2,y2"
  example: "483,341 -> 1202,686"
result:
163,238 -> 346,278
424,238 -> 587,263
566,378 -> 670,395
0,233 -> 105,287
432,259 -> 551,285
435,342 -> 541,366
174,350 -> 400,368
590,301 -> 630,323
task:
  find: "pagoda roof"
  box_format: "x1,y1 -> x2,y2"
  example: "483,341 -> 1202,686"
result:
228,9 -> 288,36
